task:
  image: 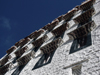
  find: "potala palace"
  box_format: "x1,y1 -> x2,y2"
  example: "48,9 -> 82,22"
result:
0,0 -> 100,75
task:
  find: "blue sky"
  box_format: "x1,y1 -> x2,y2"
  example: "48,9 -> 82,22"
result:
0,0 -> 84,58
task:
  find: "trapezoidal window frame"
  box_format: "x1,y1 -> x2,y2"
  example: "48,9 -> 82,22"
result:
69,20 -> 93,54
72,64 -> 82,75
69,31 -> 92,54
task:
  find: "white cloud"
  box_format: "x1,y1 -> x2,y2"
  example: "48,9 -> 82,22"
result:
0,17 -> 11,30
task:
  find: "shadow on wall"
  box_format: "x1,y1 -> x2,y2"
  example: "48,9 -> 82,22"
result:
69,22 -> 92,54
32,50 -> 56,70
11,47 -> 40,75
11,64 -> 27,75
69,33 -> 92,54
32,32 -> 65,70
11,32 -> 65,74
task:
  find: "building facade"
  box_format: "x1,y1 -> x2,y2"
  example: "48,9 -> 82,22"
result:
0,0 -> 100,75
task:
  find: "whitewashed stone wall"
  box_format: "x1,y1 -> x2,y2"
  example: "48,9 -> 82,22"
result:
4,0 -> 100,75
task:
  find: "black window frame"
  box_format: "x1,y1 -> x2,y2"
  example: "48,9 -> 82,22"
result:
69,32 -> 92,54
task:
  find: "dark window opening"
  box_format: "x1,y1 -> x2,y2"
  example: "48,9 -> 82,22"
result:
72,65 -> 82,75
32,51 -> 55,70
69,20 -> 94,54
11,65 -> 27,75
69,32 -> 92,54
32,38 -> 62,70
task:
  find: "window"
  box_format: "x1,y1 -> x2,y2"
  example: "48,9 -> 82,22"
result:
11,53 -> 32,75
72,65 -> 82,75
63,60 -> 88,75
32,51 -> 55,70
69,33 -> 91,54
32,37 -> 62,70
69,21 -> 95,54
69,6 -> 95,54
